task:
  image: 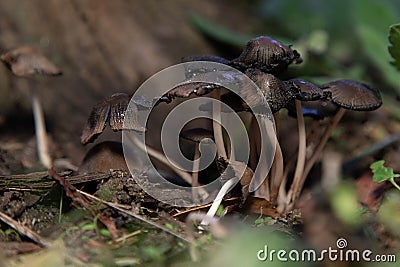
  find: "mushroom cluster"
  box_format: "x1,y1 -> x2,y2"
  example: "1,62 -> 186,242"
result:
79,35 -> 382,214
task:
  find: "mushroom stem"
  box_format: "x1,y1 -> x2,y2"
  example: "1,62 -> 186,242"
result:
192,143 -> 201,201
212,90 -> 227,159
285,100 -> 306,207
200,177 -> 239,226
30,87 -> 52,168
265,116 -> 283,204
292,108 -> 346,204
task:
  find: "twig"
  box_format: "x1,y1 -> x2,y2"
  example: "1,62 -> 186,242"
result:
76,189 -> 192,243
0,210 -> 51,247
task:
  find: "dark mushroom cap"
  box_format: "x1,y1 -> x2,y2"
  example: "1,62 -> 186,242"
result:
321,80 -> 382,111
81,93 -> 146,145
180,128 -> 214,143
1,46 -> 62,77
244,69 -> 297,113
286,99 -> 339,120
286,78 -> 325,101
230,36 -> 302,73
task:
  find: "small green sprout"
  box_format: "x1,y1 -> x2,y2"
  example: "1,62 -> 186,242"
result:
370,160 -> 400,191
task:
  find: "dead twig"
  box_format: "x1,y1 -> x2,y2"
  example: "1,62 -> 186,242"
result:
0,210 -> 51,247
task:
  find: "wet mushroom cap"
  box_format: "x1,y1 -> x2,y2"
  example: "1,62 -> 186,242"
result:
286,78 -> 325,101
230,36 -> 302,73
1,46 -> 61,77
180,128 -> 214,143
244,69 -> 297,113
321,80 -> 382,111
81,93 -> 146,145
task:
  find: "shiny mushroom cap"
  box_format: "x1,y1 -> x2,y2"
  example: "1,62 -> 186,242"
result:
81,93 -> 146,145
321,80 -> 382,111
180,128 -> 214,143
245,69 -> 297,113
286,78 -> 326,101
1,46 -> 61,77
230,36 -> 302,73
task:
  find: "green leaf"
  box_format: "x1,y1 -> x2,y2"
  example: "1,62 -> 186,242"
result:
370,160 -> 400,183
389,23 -> 400,70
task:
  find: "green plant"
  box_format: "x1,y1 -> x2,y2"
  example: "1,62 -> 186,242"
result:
370,160 -> 400,191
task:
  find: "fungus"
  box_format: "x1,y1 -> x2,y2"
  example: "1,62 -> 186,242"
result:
80,93 -> 146,145
1,46 -> 62,168
230,36 -> 302,73
290,80 -> 382,205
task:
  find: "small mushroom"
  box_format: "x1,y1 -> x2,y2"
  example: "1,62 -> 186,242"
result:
281,79 -> 328,209
230,36 -> 302,73
1,46 -> 62,169
180,128 -> 214,201
321,79 -> 382,111
290,79 -> 382,206
80,93 -> 147,145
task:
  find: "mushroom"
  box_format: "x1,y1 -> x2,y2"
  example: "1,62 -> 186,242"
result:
289,79 -> 382,206
180,128 -> 214,201
1,46 -> 62,168
80,93 -> 147,144
280,79 -> 327,209
230,36 -> 302,73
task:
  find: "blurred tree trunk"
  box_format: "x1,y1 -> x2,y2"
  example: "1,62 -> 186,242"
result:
0,0 -> 258,164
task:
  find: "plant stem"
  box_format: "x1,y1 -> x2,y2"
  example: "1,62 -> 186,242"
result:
31,87 -> 52,168
390,178 -> 400,191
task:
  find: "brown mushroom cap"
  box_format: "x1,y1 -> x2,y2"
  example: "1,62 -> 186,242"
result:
180,128 -> 214,143
1,46 -> 61,77
244,69 -> 297,113
321,79 -> 382,111
81,93 -> 146,145
230,36 -> 302,73
286,78 -> 325,101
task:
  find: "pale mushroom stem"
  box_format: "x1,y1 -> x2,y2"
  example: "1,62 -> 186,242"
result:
30,87 -> 52,168
291,108 -> 346,205
285,100 -> 306,208
212,90 -> 227,159
192,144 -> 201,201
266,116 -> 283,204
